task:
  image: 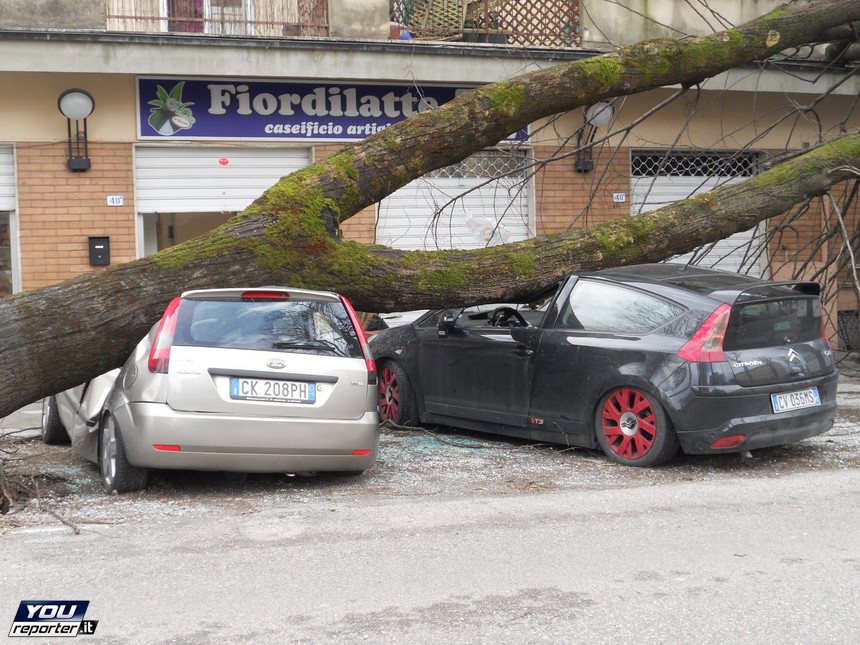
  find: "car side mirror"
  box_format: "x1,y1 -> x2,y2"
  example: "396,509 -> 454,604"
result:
438,311 -> 456,337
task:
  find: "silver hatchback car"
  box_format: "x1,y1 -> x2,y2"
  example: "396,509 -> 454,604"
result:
42,287 -> 380,493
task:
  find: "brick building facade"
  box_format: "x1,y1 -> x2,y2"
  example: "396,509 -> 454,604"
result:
1,2 -> 859,342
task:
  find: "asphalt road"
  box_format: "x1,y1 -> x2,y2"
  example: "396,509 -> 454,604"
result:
2,387 -> 860,644
2,469 -> 859,644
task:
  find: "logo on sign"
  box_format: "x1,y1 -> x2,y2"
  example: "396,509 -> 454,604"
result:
8,601 -> 98,638
146,81 -> 196,136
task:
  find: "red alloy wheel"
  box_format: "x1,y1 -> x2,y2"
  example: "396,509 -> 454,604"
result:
600,388 -> 657,461
378,366 -> 400,421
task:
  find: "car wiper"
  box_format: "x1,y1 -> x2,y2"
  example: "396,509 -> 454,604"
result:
272,340 -> 348,356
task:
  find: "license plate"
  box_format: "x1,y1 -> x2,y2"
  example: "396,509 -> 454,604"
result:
229,377 -> 316,404
771,387 -> 820,413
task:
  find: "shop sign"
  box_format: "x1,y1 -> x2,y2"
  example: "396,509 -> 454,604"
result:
137,77 -> 526,142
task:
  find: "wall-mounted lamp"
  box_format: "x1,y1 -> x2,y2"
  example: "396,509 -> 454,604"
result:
584,101 -> 614,127
58,89 -> 95,172
575,101 -> 614,173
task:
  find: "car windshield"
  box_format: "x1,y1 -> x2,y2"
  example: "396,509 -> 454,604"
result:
450,303 -> 545,328
173,297 -> 363,357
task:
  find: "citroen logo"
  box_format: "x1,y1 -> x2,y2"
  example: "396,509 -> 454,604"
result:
267,359 -> 286,369
787,347 -> 806,375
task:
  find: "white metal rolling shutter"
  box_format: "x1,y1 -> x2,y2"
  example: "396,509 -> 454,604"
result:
135,147 -> 310,213
0,145 -> 15,210
378,150 -> 531,250
631,151 -> 766,276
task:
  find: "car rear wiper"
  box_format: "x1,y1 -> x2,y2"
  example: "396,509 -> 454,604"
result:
272,340 -> 348,356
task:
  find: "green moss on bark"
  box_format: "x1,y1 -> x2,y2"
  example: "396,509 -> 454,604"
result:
579,56 -> 625,89
150,230 -> 244,269
414,265 -> 468,292
481,81 -> 526,116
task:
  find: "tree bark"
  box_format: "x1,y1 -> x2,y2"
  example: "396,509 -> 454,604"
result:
1,0 -> 859,416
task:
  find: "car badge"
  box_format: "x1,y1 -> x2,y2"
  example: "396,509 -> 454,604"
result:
787,348 -> 800,363
267,359 -> 286,369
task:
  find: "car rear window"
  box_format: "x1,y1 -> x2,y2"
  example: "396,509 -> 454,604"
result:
173,297 -> 363,358
723,297 -> 822,350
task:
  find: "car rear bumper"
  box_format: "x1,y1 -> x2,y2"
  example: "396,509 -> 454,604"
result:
675,399 -> 837,454
112,402 -> 380,472
671,370 -> 839,454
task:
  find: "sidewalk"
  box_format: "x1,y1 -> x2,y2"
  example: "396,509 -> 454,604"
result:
0,400 -> 41,438
839,378 -> 860,394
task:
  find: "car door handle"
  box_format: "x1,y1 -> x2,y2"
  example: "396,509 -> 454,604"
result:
513,345 -> 533,357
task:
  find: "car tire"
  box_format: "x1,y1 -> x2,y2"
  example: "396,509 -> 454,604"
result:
99,414 -> 149,494
40,396 -> 70,445
378,360 -> 418,426
595,387 -> 679,467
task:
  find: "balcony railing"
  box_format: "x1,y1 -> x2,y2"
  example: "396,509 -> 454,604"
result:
104,1 -> 579,45
106,0 -> 329,38
390,0 -> 581,47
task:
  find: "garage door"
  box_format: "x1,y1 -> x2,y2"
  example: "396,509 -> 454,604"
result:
378,150 -> 532,250
135,146 -> 310,213
631,151 -> 766,276
0,145 -> 15,210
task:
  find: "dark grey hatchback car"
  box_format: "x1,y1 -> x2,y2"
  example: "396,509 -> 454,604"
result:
371,264 -> 838,466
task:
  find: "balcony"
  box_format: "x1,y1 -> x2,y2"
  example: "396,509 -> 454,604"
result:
99,1 -> 580,46
390,0 -> 581,47
106,0 -> 329,38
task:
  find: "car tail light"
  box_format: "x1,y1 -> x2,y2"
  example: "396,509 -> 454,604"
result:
153,444 -> 181,452
241,290 -> 290,301
352,449 -> 372,456
339,295 -> 378,386
678,304 -> 731,363
711,434 -> 745,449
148,297 -> 181,374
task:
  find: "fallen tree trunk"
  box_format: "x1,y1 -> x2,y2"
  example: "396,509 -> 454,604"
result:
2,134 -> 857,417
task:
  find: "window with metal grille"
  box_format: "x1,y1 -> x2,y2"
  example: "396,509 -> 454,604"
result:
631,151 -> 759,177
429,149 -> 528,179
